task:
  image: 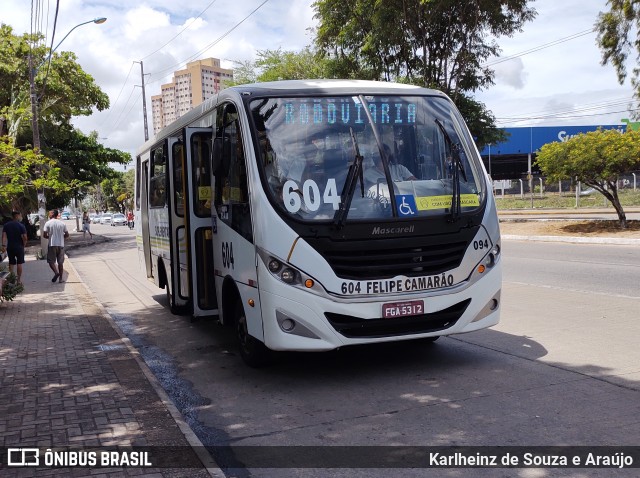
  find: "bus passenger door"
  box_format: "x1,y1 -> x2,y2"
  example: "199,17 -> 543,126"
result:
166,137 -> 189,312
139,157 -> 153,278
183,127 -> 218,317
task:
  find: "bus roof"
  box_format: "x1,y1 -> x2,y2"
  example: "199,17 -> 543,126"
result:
230,79 -> 441,95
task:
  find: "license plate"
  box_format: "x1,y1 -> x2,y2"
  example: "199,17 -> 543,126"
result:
382,300 -> 424,319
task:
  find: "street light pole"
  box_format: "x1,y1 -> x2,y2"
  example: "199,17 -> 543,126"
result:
30,17 -> 107,254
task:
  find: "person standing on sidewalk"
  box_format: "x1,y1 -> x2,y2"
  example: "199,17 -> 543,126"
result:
1,211 -> 28,284
43,209 -> 69,283
82,211 -> 93,239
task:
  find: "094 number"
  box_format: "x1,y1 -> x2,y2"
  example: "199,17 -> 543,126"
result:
473,239 -> 489,250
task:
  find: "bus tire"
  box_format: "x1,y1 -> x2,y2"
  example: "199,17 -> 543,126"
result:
160,263 -> 179,315
235,300 -> 270,367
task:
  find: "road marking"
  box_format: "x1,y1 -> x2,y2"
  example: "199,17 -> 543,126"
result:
506,280 -> 640,300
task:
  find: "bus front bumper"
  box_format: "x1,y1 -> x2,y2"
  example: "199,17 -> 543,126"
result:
259,264 -> 501,352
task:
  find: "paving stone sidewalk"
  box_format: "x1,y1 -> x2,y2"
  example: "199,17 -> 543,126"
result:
0,245 -> 214,477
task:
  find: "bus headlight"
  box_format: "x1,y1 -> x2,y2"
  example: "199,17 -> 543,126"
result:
281,268 -> 296,283
485,244 -> 501,269
257,248 -> 324,294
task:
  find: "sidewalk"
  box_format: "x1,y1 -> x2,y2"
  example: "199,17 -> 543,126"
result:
0,235 -> 218,477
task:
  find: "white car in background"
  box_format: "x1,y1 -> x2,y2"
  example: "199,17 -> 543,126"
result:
111,213 -> 127,226
100,213 -> 113,225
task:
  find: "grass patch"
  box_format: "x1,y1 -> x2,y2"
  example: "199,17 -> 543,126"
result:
496,189 -> 640,210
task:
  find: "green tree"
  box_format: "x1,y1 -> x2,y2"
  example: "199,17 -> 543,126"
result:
596,0 -> 640,116
255,47 -> 329,82
101,174 -> 129,213
224,59 -> 258,87
312,0 -> 534,148
44,127 -> 130,208
0,24 -> 129,217
536,129 -> 640,228
225,47 -> 330,87
0,24 -> 109,140
0,136 -> 76,212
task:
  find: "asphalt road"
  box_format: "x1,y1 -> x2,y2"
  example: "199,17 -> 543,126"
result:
69,224 -> 640,477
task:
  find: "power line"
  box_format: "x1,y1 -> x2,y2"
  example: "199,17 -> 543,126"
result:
146,0 -> 270,85
101,0 -> 268,136
97,62 -> 136,130
495,97 -> 638,122
103,86 -> 138,138
140,0 -> 220,61
483,28 -> 595,68
497,107 -> 640,125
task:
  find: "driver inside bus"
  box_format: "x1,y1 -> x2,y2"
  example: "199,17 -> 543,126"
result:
280,132 -> 327,183
364,143 -> 416,184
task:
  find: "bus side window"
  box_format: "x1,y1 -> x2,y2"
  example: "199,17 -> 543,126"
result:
214,104 -> 253,243
191,133 -> 212,217
172,142 -> 185,217
150,146 -> 167,208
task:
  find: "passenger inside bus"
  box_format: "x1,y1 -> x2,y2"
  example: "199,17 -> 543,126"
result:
364,143 -> 416,184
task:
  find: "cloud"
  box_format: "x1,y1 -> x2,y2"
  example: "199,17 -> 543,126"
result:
124,6 -> 171,40
492,57 -> 527,89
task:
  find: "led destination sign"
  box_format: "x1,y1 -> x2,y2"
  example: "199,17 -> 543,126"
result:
284,100 -> 418,126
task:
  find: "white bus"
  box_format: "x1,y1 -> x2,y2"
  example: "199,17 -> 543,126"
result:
135,80 -> 501,366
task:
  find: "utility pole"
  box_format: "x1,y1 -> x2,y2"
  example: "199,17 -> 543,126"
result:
135,60 -> 149,141
28,17 -> 108,255
28,53 -> 49,253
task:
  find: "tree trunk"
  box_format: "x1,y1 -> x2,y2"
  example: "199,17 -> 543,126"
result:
588,181 -> 627,228
609,187 -> 628,229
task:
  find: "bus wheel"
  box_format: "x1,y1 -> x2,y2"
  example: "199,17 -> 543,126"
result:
165,282 -> 179,315
235,300 -> 270,367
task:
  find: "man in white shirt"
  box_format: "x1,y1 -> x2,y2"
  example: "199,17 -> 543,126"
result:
364,143 -> 417,184
43,209 -> 69,283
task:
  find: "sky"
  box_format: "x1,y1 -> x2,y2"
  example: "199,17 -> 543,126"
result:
1,0 -> 637,168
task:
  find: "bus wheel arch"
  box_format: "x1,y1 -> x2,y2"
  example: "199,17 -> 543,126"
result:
222,277 -> 270,367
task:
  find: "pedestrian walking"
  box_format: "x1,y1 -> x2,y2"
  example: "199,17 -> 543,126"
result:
43,209 -> 69,283
82,212 -> 93,239
1,211 -> 28,284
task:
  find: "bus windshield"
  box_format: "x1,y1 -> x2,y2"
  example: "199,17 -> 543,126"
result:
250,95 -> 485,222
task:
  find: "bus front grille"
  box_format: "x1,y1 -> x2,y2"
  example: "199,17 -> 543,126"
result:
322,240 -> 468,280
325,299 -> 470,338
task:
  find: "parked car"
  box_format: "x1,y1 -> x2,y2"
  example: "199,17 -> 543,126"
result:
91,214 -> 102,224
61,212 -> 70,220
100,214 -> 113,225
111,213 -> 127,226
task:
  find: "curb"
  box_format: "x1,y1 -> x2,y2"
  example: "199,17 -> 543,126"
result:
64,256 -> 225,478
502,234 -> 640,245
498,208 -> 640,216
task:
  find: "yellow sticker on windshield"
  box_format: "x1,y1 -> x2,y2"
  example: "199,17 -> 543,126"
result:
416,194 -> 480,210
198,186 -> 212,201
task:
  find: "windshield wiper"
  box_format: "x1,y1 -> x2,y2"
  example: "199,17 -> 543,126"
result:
435,119 -> 467,221
333,127 -> 365,228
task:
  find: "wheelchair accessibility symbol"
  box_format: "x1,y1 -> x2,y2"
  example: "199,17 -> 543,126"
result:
396,195 -> 417,216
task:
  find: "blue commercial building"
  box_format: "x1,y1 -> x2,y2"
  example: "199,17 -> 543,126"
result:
479,124 -> 625,179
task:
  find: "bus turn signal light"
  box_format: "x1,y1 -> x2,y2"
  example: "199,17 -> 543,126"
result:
305,279 -> 314,288
478,265 -> 486,274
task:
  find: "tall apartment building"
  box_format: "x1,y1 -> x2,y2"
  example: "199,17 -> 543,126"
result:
151,58 -> 233,135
